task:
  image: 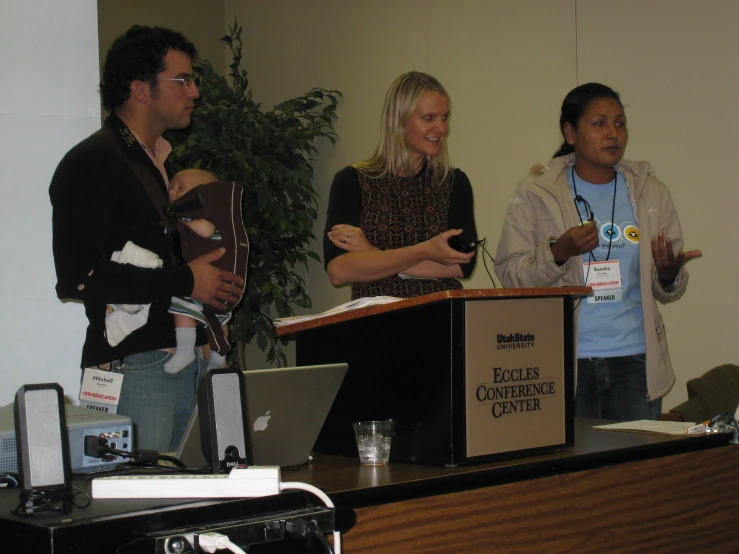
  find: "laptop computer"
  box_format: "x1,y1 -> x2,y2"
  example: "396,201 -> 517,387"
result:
177,363 -> 348,469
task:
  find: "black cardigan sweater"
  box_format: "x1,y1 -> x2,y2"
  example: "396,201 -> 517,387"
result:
49,115 -> 200,367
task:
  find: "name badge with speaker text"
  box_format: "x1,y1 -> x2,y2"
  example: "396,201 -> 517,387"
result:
79,368 -> 123,414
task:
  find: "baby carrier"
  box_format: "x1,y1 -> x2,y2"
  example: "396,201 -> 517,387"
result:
165,181 -> 249,356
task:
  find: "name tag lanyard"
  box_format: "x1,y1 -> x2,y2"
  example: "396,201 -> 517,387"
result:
571,166 -> 618,294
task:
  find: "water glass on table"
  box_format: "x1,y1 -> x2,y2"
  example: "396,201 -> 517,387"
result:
352,420 -> 394,466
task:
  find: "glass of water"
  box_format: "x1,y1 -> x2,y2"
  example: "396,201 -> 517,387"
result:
352,420 -> 395,466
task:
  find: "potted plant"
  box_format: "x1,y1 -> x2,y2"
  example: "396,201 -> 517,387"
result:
166,21 -> 341,368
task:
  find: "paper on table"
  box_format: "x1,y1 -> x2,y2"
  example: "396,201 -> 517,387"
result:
591,420 -> 700,436
273,296 -> 402,327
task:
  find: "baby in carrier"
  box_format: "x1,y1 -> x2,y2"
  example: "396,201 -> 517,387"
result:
105,169 -> 249,373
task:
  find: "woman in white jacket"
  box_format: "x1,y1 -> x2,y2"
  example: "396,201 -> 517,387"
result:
495,83 -> 701,421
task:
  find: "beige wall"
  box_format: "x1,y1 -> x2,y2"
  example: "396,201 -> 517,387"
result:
575,0 -> 739,408
227,0 -> 577,370
228,0 -> 738,409
95,1 -> 736,408
97,0 -> 227,91
1,0 -> 100,405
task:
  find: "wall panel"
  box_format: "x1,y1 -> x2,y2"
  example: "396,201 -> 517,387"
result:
0,1 -> 100,405
577,0 -> 739,408
429,0 -> 575,290
219,1 -> 737,407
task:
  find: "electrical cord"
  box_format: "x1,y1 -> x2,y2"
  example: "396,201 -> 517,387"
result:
282,481 -> 341,554
310,526 -> 335,554
197,516 -> 335,554
82,458 -> 339,551
13,487 -> 74,516
199,531 -> 248,554
0,473 -> 19,489
279,518 -> 335,554
84,435 -> 187,468
12,484 -> 90,516
76,462 -> 211,481
150,454 -> 187,469
71,484 -> 92,509
476,237 -> 500,289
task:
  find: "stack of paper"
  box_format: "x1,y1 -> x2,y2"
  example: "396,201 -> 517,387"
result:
273,296 -> 402,327
591,420 -> 699,436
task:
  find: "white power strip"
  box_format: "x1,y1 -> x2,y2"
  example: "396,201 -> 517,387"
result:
91,466 -> 281,499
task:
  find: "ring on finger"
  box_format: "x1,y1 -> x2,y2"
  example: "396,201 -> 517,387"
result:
342,235 -> 348,243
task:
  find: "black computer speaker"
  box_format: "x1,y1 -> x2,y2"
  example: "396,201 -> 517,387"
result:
14,383 -> 72,490
197,368 -> 249,473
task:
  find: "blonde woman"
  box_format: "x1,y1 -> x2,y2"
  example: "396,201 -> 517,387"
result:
323,71 -> 477,299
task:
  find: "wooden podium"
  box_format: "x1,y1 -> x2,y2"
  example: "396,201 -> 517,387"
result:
277,288 -> 589,466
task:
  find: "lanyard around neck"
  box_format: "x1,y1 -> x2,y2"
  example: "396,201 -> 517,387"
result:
571,165 -> 617,262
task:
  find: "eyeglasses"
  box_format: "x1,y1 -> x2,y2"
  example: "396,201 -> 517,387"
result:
157,75 -> 199,87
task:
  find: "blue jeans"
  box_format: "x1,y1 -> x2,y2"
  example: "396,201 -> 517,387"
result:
113,349 -> 205,452
575,354 -> 662,421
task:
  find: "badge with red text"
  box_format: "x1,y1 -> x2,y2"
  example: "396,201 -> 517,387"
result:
583,259 -> 622,303
79,368 -> 124,414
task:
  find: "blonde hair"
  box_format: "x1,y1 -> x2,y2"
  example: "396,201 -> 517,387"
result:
353,71 -> 452,186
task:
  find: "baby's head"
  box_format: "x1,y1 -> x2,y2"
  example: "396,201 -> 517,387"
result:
169,168 -> 219,201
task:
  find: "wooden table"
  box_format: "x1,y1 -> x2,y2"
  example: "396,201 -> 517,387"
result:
283,419 -> 739,553
2,419 -> 736,553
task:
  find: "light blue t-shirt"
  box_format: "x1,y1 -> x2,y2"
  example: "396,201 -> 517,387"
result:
568,169 -> 646,358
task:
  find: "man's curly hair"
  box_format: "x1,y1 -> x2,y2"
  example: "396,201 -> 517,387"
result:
100,25 -> 197,112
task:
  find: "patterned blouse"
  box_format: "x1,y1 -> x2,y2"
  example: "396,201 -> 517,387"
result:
323,165 -> 477,299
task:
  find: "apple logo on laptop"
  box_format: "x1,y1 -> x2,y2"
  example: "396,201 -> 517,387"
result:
253,410 -> 271,432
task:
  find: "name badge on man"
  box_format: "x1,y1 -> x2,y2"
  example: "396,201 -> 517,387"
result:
79,368 -> 124,414
583,259 -> 622,303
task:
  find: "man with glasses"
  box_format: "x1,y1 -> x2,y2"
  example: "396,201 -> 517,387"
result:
49,26 -> 243,452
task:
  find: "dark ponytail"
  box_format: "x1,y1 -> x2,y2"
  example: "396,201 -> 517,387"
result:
552,142 -> 575,158
553,83 -> 623,159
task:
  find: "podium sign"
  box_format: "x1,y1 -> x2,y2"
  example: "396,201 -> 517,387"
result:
280,289 -> 583,466
465,298 -> 566,458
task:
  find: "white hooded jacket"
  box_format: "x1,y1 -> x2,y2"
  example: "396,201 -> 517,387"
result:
495,153 -> 689,400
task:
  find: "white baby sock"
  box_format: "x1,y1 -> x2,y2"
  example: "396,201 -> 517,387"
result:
164,327 -> 197,375
207,351 -> 227,370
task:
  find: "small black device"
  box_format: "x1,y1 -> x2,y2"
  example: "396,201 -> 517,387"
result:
448,236 -> 481,253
